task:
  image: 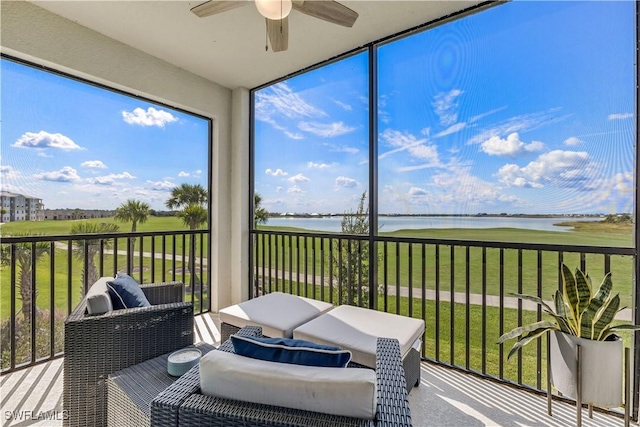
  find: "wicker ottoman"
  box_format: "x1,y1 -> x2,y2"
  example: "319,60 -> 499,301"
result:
293,305 -> 425,391
218,292 -> 334,341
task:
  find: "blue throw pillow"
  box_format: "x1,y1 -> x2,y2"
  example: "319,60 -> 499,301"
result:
107,273 -> 151,309
230,334 -> 351,368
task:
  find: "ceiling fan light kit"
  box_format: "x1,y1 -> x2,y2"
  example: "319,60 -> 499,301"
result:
255,0 -> 292,20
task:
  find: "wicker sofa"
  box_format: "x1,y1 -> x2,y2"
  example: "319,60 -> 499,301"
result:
151,326 -> 412,427
63,280 -> 194,427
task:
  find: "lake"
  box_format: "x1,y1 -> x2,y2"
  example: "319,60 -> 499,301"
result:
263,216 -> 595,233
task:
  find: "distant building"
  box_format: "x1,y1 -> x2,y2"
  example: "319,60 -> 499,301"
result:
43,209 -> 115,220
0,191 -> 45,223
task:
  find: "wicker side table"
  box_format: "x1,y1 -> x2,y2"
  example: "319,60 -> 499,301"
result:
106,342 -> 215,427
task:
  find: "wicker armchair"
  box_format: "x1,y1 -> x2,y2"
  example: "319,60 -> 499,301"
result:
151,326 -> 412,427
63,281 -> 194,427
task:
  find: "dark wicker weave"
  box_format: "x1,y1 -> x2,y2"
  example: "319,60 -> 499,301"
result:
63,281 -> 194,427
151,326 -> 412,427
107,342 -> 216,427
222,321 -> 420,392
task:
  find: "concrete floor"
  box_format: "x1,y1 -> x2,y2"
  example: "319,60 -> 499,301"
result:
0,313 -> 631,427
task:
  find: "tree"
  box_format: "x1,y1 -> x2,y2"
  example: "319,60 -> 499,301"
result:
330,192 -> 374,307
166,183 -> 208,211
114,199 -> 150,268
70,222 -> 120,293
254,192 -> 269,226
166,184 -> 208,286
0,234 -> 49,321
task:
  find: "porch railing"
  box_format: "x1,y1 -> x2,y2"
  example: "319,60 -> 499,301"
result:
0,229 -> 210,374
251,229 -> 638,418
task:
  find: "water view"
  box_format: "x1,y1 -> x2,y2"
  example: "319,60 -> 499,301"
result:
264,215 -> 596,233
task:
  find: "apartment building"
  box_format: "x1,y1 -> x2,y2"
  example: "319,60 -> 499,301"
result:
0,191 -> 45,223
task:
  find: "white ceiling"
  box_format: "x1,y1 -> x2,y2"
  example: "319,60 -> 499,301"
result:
30,0 -> 487,90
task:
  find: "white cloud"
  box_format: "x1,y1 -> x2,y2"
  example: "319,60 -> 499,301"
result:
307,161 -> 331,169
467,109 -> 568,145
285,131 -> 304,140
122,107 -> 177,127
255,83 -> 326,120
0,165 -> 20,180
146,180 -> 176,191
81,160 -> 107,169
178,171 -> 190,177
468,106 -> 507,124
13,131 -> 83,150
288,173 -> 310,183
324,143 -> 359,154
563,137 -> 582,146
86,172 -> 136,185
480,133 -> 545,157
194,170 -> 202,176
608,113 -> 633,120
276,186 -> 283,193
35,166 -> 81,182
435,122 -> 466,138
266,168 -> 288,176
287,185 -> 305,194
298,121 -> 356,137
497,150 -> 596,189
334,176 -> 359,189
379,129 -> 441,169
408,187 -> 428,196
432,89 -> 463,126
333,99 -> 352,111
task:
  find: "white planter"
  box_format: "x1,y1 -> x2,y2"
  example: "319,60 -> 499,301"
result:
549,330 -> 623,408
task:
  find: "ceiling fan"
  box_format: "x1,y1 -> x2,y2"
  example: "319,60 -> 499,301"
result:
191,0 -> 358,52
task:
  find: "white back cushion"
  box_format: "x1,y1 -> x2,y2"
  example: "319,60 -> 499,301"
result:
85,277 -> 113,315
200,349 -> 377,420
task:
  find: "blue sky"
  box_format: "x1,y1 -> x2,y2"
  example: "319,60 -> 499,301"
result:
254,1 -> 636,215
1,60 -> 209,210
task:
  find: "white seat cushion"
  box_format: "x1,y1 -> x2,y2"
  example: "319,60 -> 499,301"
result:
293,305 -> 425,369
219,292 -> 334,338
200,349 -> 377,419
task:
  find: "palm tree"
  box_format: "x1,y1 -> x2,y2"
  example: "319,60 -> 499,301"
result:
166,184 -> 208,288
70,222 -> 120,294
0,234 -> 49,321
114,199 -> 150,269
166,183 -> 208,211
254,192 -> 269,226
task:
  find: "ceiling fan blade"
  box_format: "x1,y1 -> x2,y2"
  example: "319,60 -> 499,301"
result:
266,17 -> 289,52
191,1 -> 247,18
292,0 -> 358,27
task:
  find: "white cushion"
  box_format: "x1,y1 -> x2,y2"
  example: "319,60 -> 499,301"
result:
219,292 -> 334,338
85,277 -> 113,315
293,305 -> 425,369
200,349 -> 376,420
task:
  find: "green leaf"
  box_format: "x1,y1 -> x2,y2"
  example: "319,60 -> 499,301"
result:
553,290 -> 577,334
506,326 -> 558,360
575,267 -> 592,315
593,294 -> 620,340
510,293 -> 555,314
497,321 -> 558,344
562,264 -> 580,324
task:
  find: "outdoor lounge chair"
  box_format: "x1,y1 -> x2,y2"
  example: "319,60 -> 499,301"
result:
63,280 -> 194,427
151,326 -> 412,427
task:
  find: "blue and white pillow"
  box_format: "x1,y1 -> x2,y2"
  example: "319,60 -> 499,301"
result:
107,273 -> 151,309
230,334 -> 351,368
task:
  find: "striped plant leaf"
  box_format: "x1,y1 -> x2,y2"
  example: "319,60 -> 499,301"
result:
601,324 -> 640,340
562,264 -> 580,323
553,290 -> 577,334
497,320 -> 558,344
574,267 -> 592,315
593,294 -> 620,340
506,326 -> 558,360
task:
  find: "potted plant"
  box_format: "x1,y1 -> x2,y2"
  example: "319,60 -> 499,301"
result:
498,264 -> 640,407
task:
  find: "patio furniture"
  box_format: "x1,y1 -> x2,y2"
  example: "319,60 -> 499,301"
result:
106,342 -> 215,427
151,325 -> 412,426
63,280 -> 194,427
218,292 -> 334,341
293,305 -> 425,391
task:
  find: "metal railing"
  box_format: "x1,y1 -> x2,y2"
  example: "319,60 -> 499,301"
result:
251,229 -> 637,417
0,229 -> 210,374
